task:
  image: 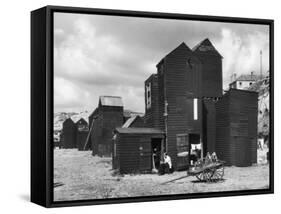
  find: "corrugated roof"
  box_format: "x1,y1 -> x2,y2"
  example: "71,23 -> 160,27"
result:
115,127 -> 164,134
100,96 -> 123,107
192,38 -> 222,58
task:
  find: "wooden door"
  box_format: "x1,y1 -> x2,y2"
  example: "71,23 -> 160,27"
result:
139,138 -> 151,172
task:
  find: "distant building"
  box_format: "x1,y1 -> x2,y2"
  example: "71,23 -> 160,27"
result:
61,118 -> 76,149
229,72 -> 261,90
89,96 -> 124,157
75,118 -> 89,151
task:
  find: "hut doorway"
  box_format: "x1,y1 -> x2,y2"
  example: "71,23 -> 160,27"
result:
189,133 -> 201,165
151,138 -> 162,170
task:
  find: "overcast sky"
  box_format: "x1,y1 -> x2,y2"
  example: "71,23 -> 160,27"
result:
54,12 -> 269,113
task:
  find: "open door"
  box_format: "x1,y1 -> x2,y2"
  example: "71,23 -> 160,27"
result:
151,138 -> 162,170
189,133 -> 201,165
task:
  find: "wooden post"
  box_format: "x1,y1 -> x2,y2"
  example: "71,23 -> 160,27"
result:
200,136 -> 203,159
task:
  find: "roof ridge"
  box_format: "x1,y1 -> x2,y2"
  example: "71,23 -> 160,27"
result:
192,38 -> 222,58
157,42 -> 191,66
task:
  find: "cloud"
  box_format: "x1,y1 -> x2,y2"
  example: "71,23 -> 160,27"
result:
54,77 -> 90,111
54,13 -> 269,113
216,26 -> 269,88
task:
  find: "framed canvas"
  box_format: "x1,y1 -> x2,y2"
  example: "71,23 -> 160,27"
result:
31,5 -> 274,208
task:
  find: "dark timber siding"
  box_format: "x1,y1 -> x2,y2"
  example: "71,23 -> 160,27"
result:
113,132 -> 164,173
130,117 -> 145,128
215,89 -> 258,166
144,74 -> 160,128
195,54 -> 223,98
215,94 -> 230,162
162,43 -> 203,169
91,106 -> 123,156
203,99 -> 217,155
62,118 -> 76,149
76,119 -> 89,151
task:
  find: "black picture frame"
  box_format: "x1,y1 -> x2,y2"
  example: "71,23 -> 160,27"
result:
31,5 -> 274,208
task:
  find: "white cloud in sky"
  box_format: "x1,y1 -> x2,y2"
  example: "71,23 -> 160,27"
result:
54,13 -> 269,113
54,77 -> 90,111
216,27 -> 269,88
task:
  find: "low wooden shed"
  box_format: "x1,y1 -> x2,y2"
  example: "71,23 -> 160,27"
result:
113,128 -> 165,174
215,89 -> 258,167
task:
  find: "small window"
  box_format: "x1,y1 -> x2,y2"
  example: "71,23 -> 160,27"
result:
193,98 -> 198,120
249,82 -> 252,86
146,82 -> 151,109
176,134 -> 188,154
239,82 -> 242,86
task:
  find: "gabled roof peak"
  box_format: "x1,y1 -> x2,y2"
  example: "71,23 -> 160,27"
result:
192,38 -> 222,58
157,42 -> 191,66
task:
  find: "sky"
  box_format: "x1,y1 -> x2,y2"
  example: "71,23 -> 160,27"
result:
54,12 -> 270,113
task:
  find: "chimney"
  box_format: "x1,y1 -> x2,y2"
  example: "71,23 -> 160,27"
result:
234,73 -> 237,80
251,71 -> 254,79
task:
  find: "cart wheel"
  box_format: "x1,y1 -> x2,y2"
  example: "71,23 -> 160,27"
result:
211,165 -> 224,181
195,169 -> 213,182
203,169 -> 214,182
195,172 -> 204,181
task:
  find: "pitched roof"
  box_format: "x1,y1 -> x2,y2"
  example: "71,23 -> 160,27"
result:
99,96 -> 123,107
75,118 -> 88,125
71,112 -> 89,123
63,117 -> 75,125
192,38 -> 222,58
122,116 -> 141,128
235,74 -> 261,81
115,127 -> 164,134
157,42 -> 191,66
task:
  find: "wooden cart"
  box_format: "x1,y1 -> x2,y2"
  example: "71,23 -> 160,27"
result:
188,159 -> 225,182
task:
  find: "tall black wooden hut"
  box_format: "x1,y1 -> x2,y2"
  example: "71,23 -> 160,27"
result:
61,118 -> 76,149
215,89 -> 258,166
90,96 -> 124,157
75,118 -> 89,151
113,128 -> 164,173
144,39 -> 223,170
